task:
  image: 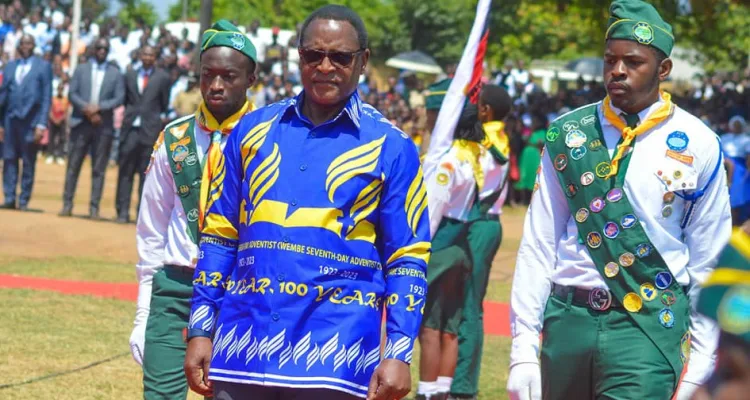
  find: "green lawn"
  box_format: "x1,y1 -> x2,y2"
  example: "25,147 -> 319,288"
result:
0,257 -> 134,283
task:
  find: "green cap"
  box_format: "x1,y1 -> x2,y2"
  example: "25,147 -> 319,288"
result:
697,229 -> 750,343
605,0 -> 674,56
425,78 -> 452,111
201,19 -> 257,63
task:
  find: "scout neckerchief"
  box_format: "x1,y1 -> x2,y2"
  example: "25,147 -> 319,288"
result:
454,139 -> 484,190
545,101 -> 691,385
602,91 -> 674,179
481,121 -> 510,164
196,99 -> 253,231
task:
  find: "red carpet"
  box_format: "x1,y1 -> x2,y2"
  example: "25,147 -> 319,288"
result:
0,274 -> 511,337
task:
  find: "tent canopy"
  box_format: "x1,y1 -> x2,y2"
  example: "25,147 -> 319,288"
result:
385,50 -> 443,74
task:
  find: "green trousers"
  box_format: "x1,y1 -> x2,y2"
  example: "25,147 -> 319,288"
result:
540,293 -> 676,400
450,217 -> 502,396
143,266 -> 194,400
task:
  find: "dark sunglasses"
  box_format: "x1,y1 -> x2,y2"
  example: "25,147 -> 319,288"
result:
299,47 -> 364,68
95,46 -> 109,51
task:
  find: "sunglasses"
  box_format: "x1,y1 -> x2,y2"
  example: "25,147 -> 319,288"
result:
299,47 -> 364,68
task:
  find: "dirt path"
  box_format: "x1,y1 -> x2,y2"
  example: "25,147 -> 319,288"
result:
0,159 -> 523,281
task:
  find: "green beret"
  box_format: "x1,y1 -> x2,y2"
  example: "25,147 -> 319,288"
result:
697,229 -> 750,343
425,78 -> 452,111
605,0 -> 674,57
201,19 -> 257,63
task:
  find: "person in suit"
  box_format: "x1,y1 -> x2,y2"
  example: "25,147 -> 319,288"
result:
0,34 -> 51,210
116,44 -> 171,223
59,37 -> 125,219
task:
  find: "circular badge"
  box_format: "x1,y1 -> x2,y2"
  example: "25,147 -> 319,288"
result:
655,272 -> 673,290
185,153 -> 198,166
680,332 -> 691,364
172,145 -> 189,163
554,154 -> 568,171
640,283 -> 658,302
673,170 -> 683,180
580,172 -> 595,186
436,172 -> 449,186
621,214 -> 637,229
575,208 -> 590,223
604,262 -> 620,278
595,162 -> 612,178
666,131 -> 689,152
663,192 -> 675,204
580,115 -> 596,126
619,252 -> 635,267
172,163 -> 183,175
187,208 -> 199,222
636,243 -> 652,258
571,146 -> 587,161
606,188 -> 623,203
564,182 -> 579,198
590,197 -> 606,213
178,184 -> 191,198
623,292 -> 643,313
589,139 -> 603,151
659,308 -> 675,328
661,290 -> 677,306
546,127 -> 560,142
587,232 -> 603,249
565,130 -> 587,148
717,287 -> 750,336
661,205 -> 673,218
603,222 -> 619,239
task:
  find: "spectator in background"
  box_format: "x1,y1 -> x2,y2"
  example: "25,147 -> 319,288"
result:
3,18 -> 21,60
110,25 -> 134,73
514,112 -> 546,205
246,19 -> 265,64
43,0 -> 64,30
116,45 -> 171,224
722,115 -> 750,225
46,80 -> 67,165
60,37 -> 124,219
172,71 -> 200,117
0,34 -> 52,210
0,8 -> 13,45
23,8 -> 47,53
263,26 -> 283,72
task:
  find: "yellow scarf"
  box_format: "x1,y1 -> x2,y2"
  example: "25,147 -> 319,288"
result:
602,91 -> 674,179
197,99 -> 255,231
454,139 -> 484,190
482,121 -> 510,158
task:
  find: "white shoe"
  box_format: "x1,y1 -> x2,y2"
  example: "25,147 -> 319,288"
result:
56,157 -> 65,165
45,156 -> 53,165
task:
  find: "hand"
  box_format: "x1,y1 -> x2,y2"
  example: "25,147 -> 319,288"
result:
674,381 -> 700,400
184,337 -> 213,397
507,362 -> 542,400
89,113 -> 102,126
83,104 -> 100,116
129,323 -> 147,366
33,127 -> 45,144
366,358 -> 411,400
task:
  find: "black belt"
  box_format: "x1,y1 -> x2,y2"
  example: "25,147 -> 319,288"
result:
551,284 -> 621,311
165,264 -> 194,277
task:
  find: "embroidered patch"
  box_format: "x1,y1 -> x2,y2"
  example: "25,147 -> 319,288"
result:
718,286 -> 750,337
659,308 -> 675,328
666,150 -> 694,166
666,131 -> 689,152
633,22 -> 654,45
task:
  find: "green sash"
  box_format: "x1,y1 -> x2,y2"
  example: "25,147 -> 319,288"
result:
545,104 -> 691,382
163,116 -> 203,245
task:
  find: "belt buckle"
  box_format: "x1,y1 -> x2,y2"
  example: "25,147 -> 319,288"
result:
588,288 -> 612,311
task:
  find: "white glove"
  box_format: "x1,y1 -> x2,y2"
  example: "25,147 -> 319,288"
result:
674,381 -> 700,400
129,322 -> 147,365
507,362 -> 542,400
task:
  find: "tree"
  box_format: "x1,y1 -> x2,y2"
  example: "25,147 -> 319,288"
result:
117,0 -> 159,28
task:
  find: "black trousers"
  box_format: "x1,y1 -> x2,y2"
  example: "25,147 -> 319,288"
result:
47,121 -> 66,159
62,122 -> 113,212
213,382 -> 360,400
115,128 -> 153,219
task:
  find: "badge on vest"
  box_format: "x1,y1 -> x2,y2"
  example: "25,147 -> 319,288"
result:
623,292 -> 643,312
187,208 -> 199,222
606,188 -> 623,203
659,308 -> 675,328
580,172 -> 595,186
604,262 -> 620,278
655,272 -> 673,289
575,208 -> 590,223
640,283 -> 658,301
185,153 -> 198,166
587,232 -> 603,248
565,182 -> 579,198
172,145 -> 189,163
619,252 -> 635,267
589,139 -> 603,151
546,127 -> 560,142
590,197 -> 606,213
562,120 -> 580,132
580,114 -> 596,126
621,214 -> 637,229
554,154 -> 568,171
666,131 -> 689,153
565,130 -> 587,148
570,146 -> 587,161
603,222 -> 619,239
661,290 -> 677,306
636,243 -> 652,258
595,162 -> 611,178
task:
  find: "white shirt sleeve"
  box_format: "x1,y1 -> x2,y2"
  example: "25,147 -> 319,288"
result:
134,142 -> 175,322
509,149 -> 570,366
426,160 -> 458,238
681,135 -> 732,384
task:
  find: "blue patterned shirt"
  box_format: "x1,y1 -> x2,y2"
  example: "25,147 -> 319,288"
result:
188,91 -> 431,398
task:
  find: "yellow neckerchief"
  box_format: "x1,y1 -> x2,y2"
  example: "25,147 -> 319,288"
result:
454,139 -> 484,189
197,99 -> 254,231
482,120 -> 510,158
195,99 -> 254,134
602,91 -> 674,179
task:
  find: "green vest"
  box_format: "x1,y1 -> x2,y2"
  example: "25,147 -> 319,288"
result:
545,103 -> 691,382
163,116 -> 203,245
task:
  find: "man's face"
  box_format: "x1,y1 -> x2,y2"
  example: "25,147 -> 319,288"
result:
94,39 -> 109,63
200,46 -> 256,120
140,46 -> 156,69
604,39 -> 668,113
299,19 -> 368,107
17,35 -> 34,58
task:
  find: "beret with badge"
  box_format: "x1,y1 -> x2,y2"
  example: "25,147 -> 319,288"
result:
605,0 -> 675,57
201,19 -> 258,63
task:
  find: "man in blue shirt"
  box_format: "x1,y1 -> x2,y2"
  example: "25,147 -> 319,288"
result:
184,5 -> 430,400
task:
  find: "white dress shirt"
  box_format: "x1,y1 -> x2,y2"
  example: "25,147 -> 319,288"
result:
109,36 -> 135,73
509,98 -> 731,386
136,118 -> 229,288
479,150 -> 509,215
14,57 -> 32,84
89,61 -> 106,105
426,145 -> 477,237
